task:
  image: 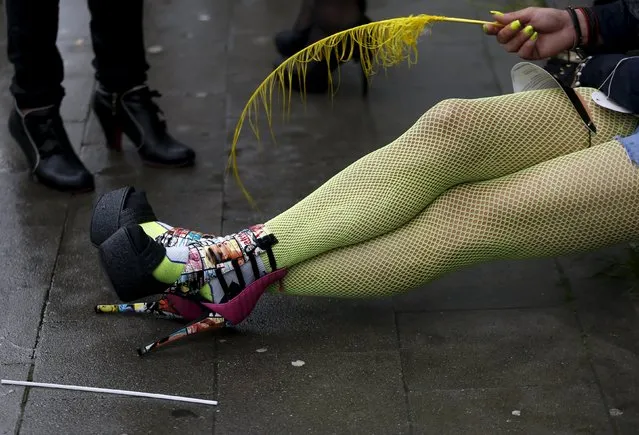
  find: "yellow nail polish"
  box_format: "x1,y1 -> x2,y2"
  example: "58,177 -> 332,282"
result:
523,25 -> 534,37
510,20 -> 521,31
530,31 -> 539,41
482,24 -> 489,33
490,10 -> 504,16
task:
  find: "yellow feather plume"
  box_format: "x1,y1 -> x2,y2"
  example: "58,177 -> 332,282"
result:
227,14 -> 496,208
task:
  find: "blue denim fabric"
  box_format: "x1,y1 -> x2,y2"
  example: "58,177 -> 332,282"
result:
617,124 -> 639,165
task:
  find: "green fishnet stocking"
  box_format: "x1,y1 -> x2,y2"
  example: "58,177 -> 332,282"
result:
277,139 -> 639,297
264,88 -> 638,269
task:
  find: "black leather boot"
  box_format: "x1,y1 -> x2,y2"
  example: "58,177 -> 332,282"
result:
8,104 -> 95,193
92,85 -> 196,168
273,0 -> 373,96
274,0 -> 369,58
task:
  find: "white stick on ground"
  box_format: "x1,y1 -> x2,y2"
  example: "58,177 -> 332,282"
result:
1,380 -> 218,406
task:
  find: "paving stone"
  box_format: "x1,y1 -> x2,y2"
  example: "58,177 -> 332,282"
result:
393,258 -> 566,311
20,396 -> 215,435
408,384 -> 612,434
215,351 -> 409,435
398,308 -> 594,390
214,293 -> 397,356
0,364 -> 30,435
2,0 -> 634,433
32,321 -> 217,395
558,247 -> 639,435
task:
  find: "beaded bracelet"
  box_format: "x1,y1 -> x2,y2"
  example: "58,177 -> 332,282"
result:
571,56 -> 593,88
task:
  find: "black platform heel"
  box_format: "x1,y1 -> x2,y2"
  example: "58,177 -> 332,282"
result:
90,186 -> 158,247
98,225 -> 170,302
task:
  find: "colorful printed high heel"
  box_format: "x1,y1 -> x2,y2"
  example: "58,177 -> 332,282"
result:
95,220 -> 285,355
90,186 -> 212,248
96,268 -> 288,356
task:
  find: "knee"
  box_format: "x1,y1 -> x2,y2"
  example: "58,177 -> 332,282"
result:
410,98 -> 471,139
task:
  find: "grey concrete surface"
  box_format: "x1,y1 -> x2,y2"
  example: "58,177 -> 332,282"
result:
0,0 -> 637,434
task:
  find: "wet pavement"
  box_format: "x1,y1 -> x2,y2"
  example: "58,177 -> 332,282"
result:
1,0 -> 638,434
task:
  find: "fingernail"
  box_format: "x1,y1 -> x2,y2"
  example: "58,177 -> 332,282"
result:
510,20 -> 521,30
530,31 -> 539,41
482,24 -> 489,33
490,10 -> 504,16
523,25 -> 534,37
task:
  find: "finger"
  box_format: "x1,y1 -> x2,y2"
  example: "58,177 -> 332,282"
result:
492,7 -> 535,27
495,19 -> 524,44
482,22 -> 502,35
518,32 -> 540,60
503,24 -> 536,52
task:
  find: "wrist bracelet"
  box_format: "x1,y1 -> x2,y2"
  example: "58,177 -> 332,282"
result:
576,7 -> 590,47
565,7 -> 583,49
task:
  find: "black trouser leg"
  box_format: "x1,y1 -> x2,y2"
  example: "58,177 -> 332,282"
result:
87,0 -> 149,92
6,0 -> 65,108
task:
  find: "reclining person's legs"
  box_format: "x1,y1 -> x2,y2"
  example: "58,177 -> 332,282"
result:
94,88 -> 637,304
277,138 -> 639,297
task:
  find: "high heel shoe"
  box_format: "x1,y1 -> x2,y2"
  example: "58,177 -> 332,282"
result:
275,28 -> 312,58
274,0 -> 369,58
90,185 -> 214,249
92,84 -> 196,168
95,221 -> 286,355
275,11 -> 373,96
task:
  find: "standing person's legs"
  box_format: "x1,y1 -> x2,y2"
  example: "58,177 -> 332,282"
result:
87,0 -> 196,168
6,0 -> 94,192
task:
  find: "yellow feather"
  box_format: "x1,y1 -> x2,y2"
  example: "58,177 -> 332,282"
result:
227,14 -> 498,208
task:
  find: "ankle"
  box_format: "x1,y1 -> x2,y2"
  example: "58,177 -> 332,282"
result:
96,83 -> 148,96
15,104 -> 56,117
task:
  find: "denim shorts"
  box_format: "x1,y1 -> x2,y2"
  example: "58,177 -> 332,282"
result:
618,123 -> 639,165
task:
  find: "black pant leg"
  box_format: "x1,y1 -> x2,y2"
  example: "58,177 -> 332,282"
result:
87,0 -> 149,92
6,0 -> 65,108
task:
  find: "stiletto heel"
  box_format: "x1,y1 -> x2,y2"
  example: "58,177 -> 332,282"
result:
95,298 -> 186,321
137,313 -> 227,356
95,294 -> 210,321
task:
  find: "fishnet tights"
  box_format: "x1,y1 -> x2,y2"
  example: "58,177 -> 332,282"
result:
276,139 -> 639,297
265,88 -> 639,273
259,88 -> 639,297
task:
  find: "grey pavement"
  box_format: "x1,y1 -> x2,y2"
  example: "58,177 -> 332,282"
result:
1,0 -> 638,434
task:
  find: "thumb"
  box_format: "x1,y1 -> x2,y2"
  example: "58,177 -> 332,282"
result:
492,8 -> 534,25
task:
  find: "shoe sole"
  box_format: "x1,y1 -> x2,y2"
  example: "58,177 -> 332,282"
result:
98,226 -> 169,302
90,186 -> 158,248
90,186 -> 134,248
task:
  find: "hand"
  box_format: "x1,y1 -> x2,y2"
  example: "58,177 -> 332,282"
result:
483,8 -> 577,60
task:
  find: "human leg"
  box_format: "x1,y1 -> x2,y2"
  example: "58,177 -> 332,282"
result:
94,88 -> 637,298
87,0 -> 196,167
274,0 -> 372,94
6,0 -> 94,192
277,138 -> 639,297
